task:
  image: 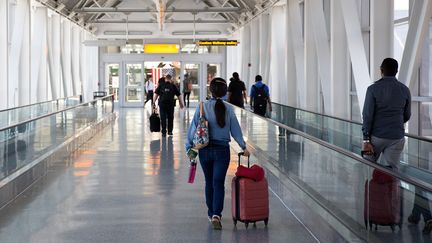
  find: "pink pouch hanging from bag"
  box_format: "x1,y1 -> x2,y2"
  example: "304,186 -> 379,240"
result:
188,161 -> 197,183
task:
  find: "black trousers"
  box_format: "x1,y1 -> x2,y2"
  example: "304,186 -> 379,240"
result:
159,104 -> 174,134
253,105 -> 267,117
183,92 -> 191,108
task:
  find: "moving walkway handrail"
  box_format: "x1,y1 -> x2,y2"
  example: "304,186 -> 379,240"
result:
232,103 -> 432,192
0,95 -> 82,113
272,101 -> 432,143
0,95 -> 114,133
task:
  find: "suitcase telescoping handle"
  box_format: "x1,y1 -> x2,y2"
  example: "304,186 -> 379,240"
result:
238,152 -> 250,168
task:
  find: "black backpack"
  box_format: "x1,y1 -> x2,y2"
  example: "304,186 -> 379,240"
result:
159,83 -> 175,105
253,85 -> 268,110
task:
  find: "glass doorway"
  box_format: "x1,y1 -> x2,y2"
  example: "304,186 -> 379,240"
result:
105,63 -> 119,101
183,63 -> 201,105
206,63 -> 221,99
123,63 -> 144,107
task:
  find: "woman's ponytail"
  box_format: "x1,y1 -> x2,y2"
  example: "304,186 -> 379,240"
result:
210,78 -> 228,128
215,98 -> 226,128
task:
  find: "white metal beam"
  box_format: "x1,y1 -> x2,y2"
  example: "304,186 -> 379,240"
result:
330,0 -> 350,119
338,0 -> 371,114
76,7 -> 241,13
399,0 -> 432,88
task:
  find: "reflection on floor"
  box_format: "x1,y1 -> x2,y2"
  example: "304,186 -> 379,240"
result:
0,108 -> 319,243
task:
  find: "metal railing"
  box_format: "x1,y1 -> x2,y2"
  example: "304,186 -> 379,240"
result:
231,103 -> 432,192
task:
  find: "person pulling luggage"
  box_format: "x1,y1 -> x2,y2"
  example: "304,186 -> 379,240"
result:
185,77 -> 250,230
153,74 -> 184,137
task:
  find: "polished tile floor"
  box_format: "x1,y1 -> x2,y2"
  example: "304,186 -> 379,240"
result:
0,108 -> 318,243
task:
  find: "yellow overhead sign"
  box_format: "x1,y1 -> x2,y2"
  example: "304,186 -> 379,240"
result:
197,40 -> 239,46
144,44 -> 180,54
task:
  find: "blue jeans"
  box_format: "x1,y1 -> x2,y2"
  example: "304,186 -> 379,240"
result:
199,145 -> 230,218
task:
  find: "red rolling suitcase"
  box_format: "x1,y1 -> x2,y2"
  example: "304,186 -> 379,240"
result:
231,153 -> 269,228
364,168 -> 402,231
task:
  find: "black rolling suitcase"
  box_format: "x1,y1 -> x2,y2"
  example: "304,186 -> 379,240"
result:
149,109 -> 160,132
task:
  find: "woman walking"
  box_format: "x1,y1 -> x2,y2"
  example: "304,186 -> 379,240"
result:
185,77 -> 250,230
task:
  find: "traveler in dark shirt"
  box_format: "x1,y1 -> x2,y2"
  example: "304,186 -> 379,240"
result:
227,72 -> 247,108
362,58 -> 411,170
153,74 -> 184,137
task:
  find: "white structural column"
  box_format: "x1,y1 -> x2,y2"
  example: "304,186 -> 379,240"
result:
269,5 -> 287,104
31,7 -> 47,103
338,0 -> 371,114
47,14 -> 61,99
309,0 -> 332,114
0,0 -> 7,109
330,0 -> 350,119
52,15 -> 62,98
285,0 -> 297,107
399,0 -> 432,88
79,31 -> 86,99
259,13 -> 271,84
370,0 -> 394,81
9,0 -> 28,107
62,20 -> 72,97
287,0 -> 305,108
71,25 -> 81,95
241,26 -> 251,88
304,0 -> 319,112
250,19 -> 260,82
19,0 -> 30,106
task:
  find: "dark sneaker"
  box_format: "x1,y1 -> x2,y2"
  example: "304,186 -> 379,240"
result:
408,214 -> 420,225
423,220 -> 432,234
211,215 -> 222,230
168,132 -> 173,136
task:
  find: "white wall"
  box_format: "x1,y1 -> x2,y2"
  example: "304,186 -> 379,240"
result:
0,0 -> 99,109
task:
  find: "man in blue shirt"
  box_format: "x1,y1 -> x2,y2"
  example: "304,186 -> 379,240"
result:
249,75 -> 272,116
362,58 -> 411,170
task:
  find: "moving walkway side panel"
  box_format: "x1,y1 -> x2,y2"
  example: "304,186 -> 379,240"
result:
230,105 -> 432,243
270,102 -> 432,187
0,96 -> 115,210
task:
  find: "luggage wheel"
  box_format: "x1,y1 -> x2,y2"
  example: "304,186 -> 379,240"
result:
398,223 -> 402,230
245,222 -> 249,229
390,225 -> 395,232
264,218 -> 269,226
233,218 -> 237,226
253,222 -> 257,227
